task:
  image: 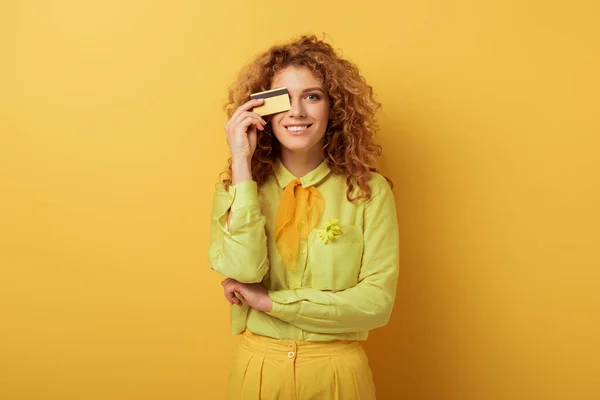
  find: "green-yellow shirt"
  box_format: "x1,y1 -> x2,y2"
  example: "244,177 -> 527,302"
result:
208,159 -> 399,341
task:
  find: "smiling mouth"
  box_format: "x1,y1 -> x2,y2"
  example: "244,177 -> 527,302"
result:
285,124 -> 312,132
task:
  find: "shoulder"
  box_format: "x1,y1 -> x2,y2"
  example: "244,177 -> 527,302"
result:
327,171 -> 393,205
363,172 -> 397,224
366,172 -> 393,201
367,172 -> 389,190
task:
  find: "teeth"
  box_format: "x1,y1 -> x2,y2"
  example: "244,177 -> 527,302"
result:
286,125 -> 308,132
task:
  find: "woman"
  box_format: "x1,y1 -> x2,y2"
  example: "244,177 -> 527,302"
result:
208,34 -> 399,399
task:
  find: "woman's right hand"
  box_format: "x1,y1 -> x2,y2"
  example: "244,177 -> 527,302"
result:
224,98 -> 267,162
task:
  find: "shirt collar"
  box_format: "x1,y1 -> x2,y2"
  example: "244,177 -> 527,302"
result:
274,158 -> 332,188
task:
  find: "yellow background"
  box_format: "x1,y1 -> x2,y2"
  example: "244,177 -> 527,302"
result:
1,1 -> 598,399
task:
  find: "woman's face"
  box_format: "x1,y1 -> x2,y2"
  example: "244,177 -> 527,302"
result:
269,66 -> 330,158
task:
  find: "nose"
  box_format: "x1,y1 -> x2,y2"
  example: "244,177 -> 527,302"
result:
288,96 -> 306,118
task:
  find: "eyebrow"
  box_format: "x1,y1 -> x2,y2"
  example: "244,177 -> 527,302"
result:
301,87 -> 325,94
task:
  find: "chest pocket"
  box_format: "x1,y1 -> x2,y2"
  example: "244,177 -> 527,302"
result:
307,224 -> 364,291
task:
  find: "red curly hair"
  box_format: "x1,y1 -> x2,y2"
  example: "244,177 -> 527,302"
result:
221,34 -> 391,202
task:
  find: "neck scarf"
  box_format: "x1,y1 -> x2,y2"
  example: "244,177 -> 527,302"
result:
274,178 -> 325,271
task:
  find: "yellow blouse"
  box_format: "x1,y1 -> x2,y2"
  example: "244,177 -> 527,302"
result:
208,159 -> 399,341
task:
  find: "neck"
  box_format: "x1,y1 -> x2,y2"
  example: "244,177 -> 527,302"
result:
280,148 -> 325,177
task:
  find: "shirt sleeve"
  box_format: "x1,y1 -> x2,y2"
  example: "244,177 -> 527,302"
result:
266,176 -> 399,333
208,180 -> 269,283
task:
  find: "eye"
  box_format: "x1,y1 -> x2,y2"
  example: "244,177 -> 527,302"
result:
305,93 -> 321,101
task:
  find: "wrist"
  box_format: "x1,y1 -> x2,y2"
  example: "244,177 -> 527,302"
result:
232,157 -> 252,185
263,295 -> 273,312
232,155 -> 251,166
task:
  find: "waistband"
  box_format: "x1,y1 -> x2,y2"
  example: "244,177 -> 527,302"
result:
240,330 -> 361,358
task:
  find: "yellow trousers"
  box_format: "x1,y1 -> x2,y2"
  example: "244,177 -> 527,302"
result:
225,330 -> 377,400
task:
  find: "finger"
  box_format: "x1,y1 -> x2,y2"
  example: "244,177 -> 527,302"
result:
221,278 -> 232,287
237,116 -> 265,132
232,111 -> 267,126
233,292 -> 244,307
226,290 -> 245,307
229,294 -> 241,306
230,292 -> 241,306
232,112 -> 267,129
231,98 -> 265,122
224,288 -> 238,304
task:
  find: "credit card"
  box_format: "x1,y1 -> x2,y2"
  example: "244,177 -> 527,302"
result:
250,87 -> 291,116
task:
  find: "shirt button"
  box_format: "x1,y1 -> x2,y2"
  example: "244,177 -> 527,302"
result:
301,249 -> 306,254
288,351 -> 295,358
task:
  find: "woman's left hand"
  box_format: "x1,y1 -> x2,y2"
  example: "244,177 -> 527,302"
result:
221,278 -> 273,312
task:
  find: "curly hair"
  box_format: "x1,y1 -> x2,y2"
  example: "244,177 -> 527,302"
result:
221,34 -> 391,202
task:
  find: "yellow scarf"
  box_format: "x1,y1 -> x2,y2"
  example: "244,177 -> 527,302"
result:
274,178 -> 325,271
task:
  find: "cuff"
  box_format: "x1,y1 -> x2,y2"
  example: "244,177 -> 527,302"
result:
229,181 -> 260,210
266,290 -> 302,319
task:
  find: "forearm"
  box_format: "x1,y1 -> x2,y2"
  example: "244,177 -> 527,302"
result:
267,267 -> 397,333
209,179 -> 269,283
227,157 -> 252,230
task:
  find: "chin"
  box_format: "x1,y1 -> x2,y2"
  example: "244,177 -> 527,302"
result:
278,137 -> 322,154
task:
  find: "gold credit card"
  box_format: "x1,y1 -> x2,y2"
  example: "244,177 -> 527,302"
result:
250,87 -> 291,116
